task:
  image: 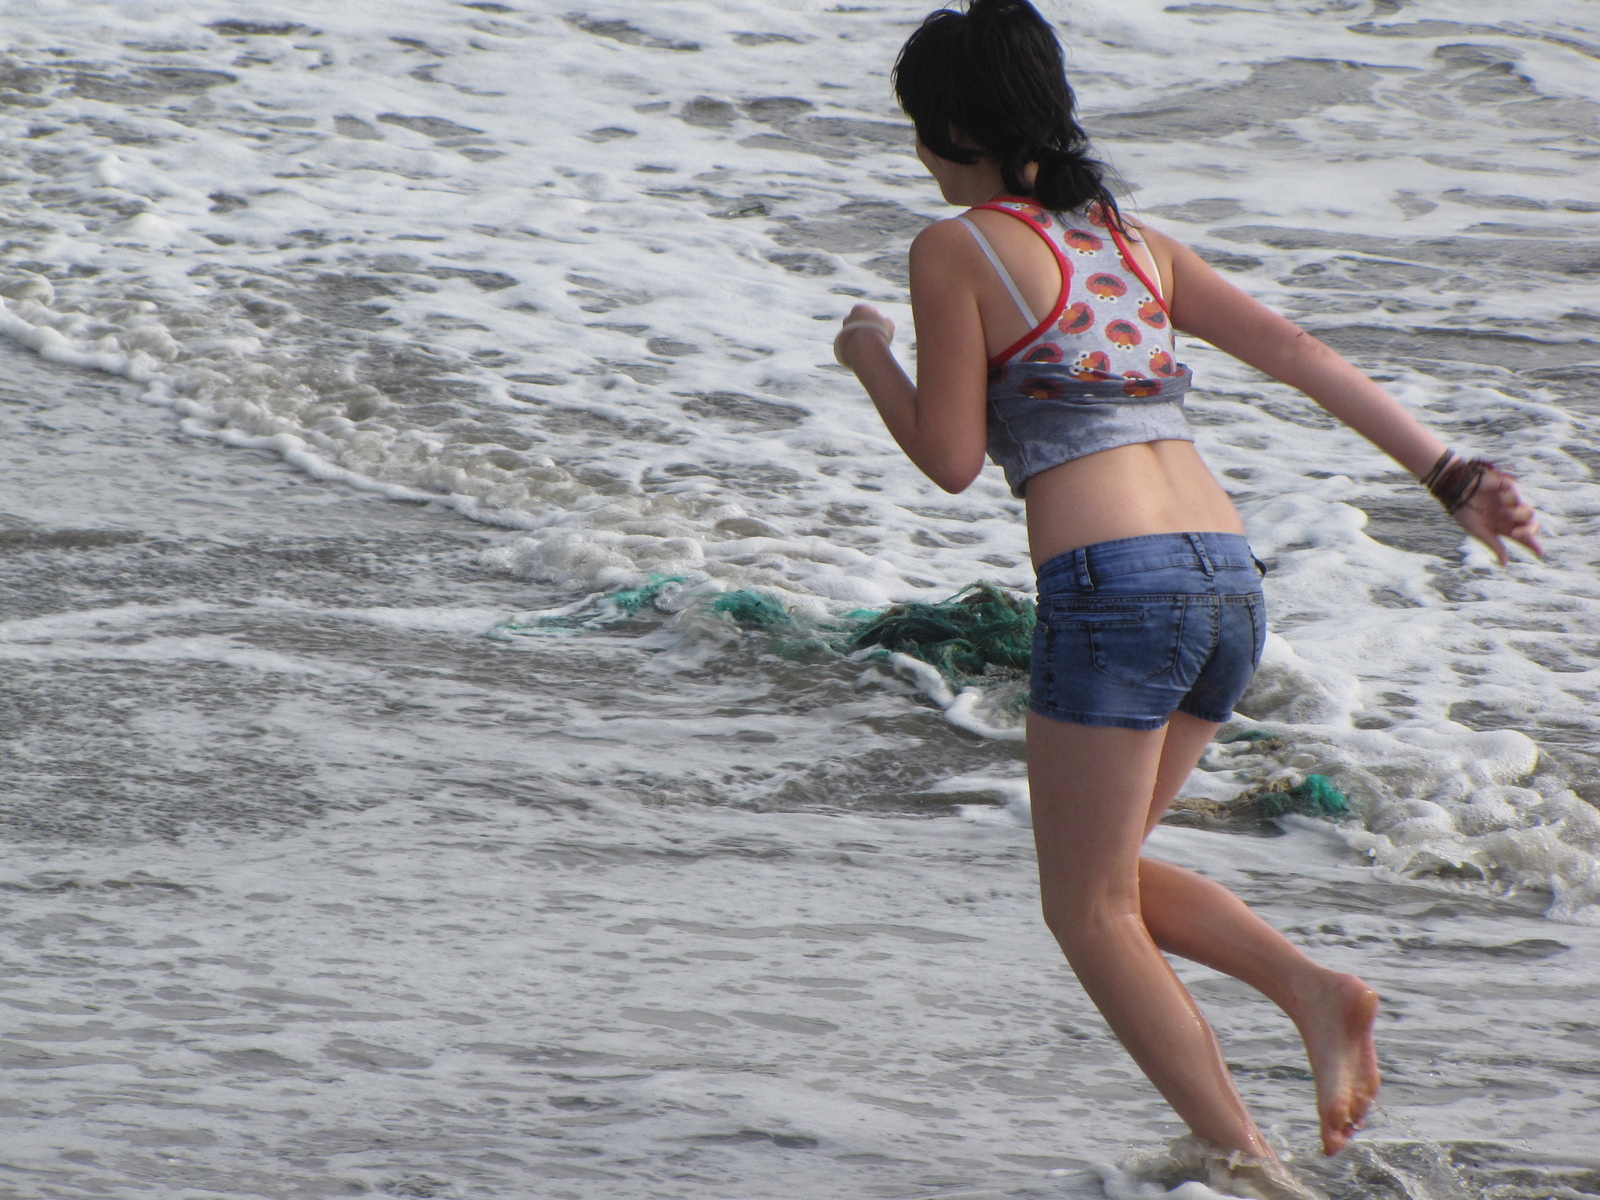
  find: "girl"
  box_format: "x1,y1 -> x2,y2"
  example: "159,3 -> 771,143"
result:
834,0 -> 1544,1192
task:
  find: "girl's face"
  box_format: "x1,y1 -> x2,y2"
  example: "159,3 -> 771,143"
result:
913,135 -> 951,187
914,134 -> 1005,207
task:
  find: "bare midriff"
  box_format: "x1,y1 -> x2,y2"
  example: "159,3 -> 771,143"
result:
957,205 -> 1244,566
1022,439 -> 1245,568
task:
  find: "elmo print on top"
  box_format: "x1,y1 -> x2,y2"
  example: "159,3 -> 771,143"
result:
974,197 -> 1183,397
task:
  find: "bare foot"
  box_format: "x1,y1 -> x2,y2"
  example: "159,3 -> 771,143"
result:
1293,972 -> 1380,1155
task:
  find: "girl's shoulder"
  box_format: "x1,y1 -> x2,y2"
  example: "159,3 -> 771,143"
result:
909,219 -> 984,296
912,205 -> 1045,263
910,215 -> 980,256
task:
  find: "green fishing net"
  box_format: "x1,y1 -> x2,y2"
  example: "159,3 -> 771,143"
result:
495,577 -> 1036,683
845,583 -> 1034,679
497,576 -> 1353,824
1218,728 -> 1282,745
607,575 -> 688,615
707,589 -> 795,629
489,575 -> 690,636
1254,773 -> 1350,819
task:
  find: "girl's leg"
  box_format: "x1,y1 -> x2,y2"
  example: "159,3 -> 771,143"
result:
1137,712 -> 1381,1156
1026,709 -> 1273,1157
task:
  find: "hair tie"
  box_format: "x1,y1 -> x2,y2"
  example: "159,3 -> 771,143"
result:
834,319 -> 891,367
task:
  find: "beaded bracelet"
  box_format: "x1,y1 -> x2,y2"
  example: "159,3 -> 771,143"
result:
1419,450 -> 1496,515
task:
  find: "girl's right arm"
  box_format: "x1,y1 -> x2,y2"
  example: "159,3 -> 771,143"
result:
1140,225 -> 1544,565
835,219 -> 992,495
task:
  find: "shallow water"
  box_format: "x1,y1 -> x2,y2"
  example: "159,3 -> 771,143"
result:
2,1 -> 1599,1196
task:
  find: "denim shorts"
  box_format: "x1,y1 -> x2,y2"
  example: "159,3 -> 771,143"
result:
1030,532 -> 1267,731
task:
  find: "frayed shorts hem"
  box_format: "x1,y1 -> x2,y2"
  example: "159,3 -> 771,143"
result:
1026,700 -> 1169,731
1026,700 -> 1236,732
1174,702 -> 1233,725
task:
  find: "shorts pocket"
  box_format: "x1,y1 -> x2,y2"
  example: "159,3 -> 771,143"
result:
1046,600 -> 1184,688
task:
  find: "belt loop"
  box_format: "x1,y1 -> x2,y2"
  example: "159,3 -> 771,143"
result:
1073,546 -> 1094,591
1186,532 -> 1214,578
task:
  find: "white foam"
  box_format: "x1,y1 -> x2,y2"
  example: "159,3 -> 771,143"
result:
1096,1134 -> 1330,1200
0,0 -> 1596,921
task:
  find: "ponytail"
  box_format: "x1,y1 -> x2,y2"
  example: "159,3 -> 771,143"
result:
893,0 -> 1124,226
1028,144 -> 1121,221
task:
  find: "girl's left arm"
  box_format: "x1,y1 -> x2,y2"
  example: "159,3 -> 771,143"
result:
1137,223 -> 1543,564
834,220 -> 991,495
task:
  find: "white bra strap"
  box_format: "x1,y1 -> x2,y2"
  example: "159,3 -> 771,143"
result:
956,215 -> 1039,328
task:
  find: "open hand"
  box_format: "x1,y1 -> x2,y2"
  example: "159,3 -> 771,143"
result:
833,303 -> 895,369
1452,467 -> 1544,565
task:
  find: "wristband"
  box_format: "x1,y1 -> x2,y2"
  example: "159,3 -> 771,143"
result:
1421,450 -> 1497,515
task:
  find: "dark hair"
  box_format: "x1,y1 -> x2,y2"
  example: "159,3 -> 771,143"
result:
892,0 -> 1122,224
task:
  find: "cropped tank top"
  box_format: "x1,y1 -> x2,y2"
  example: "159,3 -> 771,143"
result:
960,197 -> 1193,497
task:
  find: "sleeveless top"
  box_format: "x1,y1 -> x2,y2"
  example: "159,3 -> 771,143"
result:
959,197 -> 1193,497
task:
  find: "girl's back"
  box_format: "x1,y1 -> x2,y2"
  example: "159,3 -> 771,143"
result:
912,198 -> 1243,565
